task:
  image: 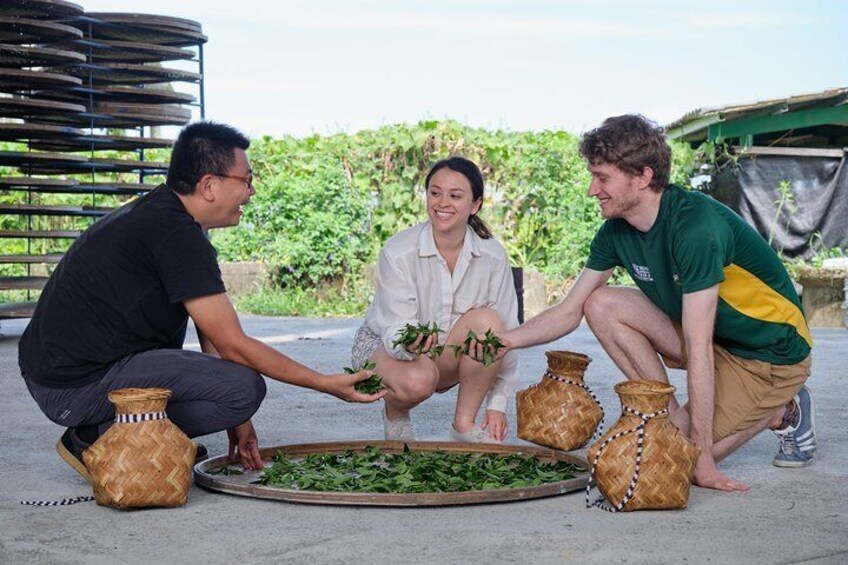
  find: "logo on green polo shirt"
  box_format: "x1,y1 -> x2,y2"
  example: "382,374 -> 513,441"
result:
631,263 -> 653,282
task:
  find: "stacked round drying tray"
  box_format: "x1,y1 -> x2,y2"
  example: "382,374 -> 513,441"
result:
0,1 -> 206,317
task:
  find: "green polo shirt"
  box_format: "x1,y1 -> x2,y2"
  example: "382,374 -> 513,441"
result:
586,184 -> 811,365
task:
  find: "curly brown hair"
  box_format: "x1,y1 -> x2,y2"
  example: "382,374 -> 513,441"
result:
579,114 -> 671,192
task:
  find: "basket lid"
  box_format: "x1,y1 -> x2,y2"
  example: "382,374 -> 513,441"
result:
108,387 -> 172,414
545,350 -> 592,374
614,380 -> 675,413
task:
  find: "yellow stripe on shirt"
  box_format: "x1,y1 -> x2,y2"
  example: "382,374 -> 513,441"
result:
718,264 -> 812,347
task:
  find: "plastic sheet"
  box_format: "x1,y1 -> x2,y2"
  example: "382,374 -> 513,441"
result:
710,151 -> 848,259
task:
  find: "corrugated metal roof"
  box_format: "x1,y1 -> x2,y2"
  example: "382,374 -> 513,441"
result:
666,87 -> 848,134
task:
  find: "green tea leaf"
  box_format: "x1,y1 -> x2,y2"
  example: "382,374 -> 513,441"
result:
259,447 -> 582,493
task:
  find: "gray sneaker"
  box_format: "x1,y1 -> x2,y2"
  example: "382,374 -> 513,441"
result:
383,405 -> 416,441
773,386 -> 816,468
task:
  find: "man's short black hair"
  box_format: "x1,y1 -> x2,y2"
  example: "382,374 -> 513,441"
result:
166,121 -> 250,195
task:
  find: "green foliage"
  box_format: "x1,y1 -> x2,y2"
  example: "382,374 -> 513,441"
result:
669,141 -> 698,186
1,123 -> 698,314
213,121 -> 696,294
233,278 -> 373,317
212,135 -> 373,289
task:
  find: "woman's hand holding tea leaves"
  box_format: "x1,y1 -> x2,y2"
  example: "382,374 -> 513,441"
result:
392,322 -> 445,358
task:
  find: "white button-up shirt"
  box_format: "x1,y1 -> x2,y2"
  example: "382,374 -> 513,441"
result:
363,221 -> 519,413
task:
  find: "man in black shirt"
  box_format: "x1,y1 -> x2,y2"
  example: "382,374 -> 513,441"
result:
19,122 -> 384,480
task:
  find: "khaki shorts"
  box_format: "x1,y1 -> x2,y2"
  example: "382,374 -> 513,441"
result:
661,325 -> 810,441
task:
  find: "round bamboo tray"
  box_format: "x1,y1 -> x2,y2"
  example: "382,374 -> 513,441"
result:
0,150 -> 87,168
0,44 -> 86,67
0,68 -> 81,92
69,13 -> 207,46
0,176 -> 78,189
61,63 -> 201,85
195,440 -> 589,507
34,102 -> 191,128
84,13 -> 203,33
0,123 -> 81,141
0,0 -> 83,19
0,17 -> 83,44
0,96 -> 85,117
37,84 -> 195,105
59,39 -> 195,63
13,156 -> 168,174
29,134 -> 173,152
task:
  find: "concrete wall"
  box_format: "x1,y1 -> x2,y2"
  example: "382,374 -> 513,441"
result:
796,266 -> 847,328
220,261 -> 269,297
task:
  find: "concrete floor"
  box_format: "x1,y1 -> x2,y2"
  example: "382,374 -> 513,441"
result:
1,315 -> 846,564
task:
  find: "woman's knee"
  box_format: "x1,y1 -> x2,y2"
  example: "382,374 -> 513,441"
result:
459,307 -> 505,333
390,363 -> 439,403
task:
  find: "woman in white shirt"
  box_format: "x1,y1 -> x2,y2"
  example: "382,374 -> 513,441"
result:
351,156 -> 519,443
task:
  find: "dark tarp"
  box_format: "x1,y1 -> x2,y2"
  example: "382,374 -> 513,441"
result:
709,151 -> 848,260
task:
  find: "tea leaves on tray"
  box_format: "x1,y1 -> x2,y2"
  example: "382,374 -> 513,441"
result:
258,446 -> 583,493
342,361 -> 385,394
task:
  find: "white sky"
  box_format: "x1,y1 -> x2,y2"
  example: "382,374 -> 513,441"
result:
80,0 -> 846,138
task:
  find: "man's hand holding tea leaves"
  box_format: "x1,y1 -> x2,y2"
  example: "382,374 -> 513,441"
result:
342,361 -> 386,394
451,329 -> 507,366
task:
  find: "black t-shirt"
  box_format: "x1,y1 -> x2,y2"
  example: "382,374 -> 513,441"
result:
18,185 -> 225,388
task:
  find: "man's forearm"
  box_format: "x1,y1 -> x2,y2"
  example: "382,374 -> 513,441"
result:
506,267 -> 611,349
217,336 -> 328,393
197,328 -> 220,357
507,301 -> 582,349
686,345 -> 716,450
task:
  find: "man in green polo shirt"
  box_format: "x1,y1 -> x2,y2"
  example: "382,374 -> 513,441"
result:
496,114 -> 815,492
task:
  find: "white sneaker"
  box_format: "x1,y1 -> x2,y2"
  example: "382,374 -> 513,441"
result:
450,424 -> 501,444
383,405 -> 416,441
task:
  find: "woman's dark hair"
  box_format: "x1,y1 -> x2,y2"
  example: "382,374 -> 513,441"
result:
579,114 -> 671,192
166,121 -> 250,195
424,156 -> 492,239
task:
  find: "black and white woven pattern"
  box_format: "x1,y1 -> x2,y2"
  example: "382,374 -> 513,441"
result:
543,371 -> 606,440
115,410 -> 167,424
586,404 -> 669,513
21,495 -> 94,506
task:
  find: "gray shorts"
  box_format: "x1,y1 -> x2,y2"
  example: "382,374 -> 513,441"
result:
351,324 -> 382,369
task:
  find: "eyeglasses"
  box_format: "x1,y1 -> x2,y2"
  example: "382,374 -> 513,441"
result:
215,172 -> 254,190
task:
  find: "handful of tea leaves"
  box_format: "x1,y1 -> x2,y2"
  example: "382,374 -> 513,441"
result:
450,329 -> 505,366
259,446 -> 583,493
342,361 -> 385,394
391,322 -> 444,357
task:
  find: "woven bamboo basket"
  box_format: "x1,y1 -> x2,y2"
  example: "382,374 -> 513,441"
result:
516,351 -> 603,451
587,380 -> 699,511
83,387 -> 196,509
